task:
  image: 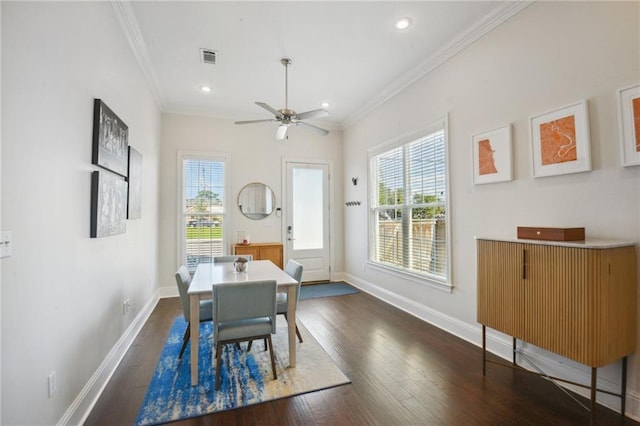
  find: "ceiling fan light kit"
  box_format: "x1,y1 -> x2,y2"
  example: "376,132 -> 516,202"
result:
234,58 -> 330,140
394,17 -> 413,30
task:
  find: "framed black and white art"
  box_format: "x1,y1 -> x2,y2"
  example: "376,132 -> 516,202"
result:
92,99 -> 129,177
127,146 -> 142,219
90,170 -> 127,238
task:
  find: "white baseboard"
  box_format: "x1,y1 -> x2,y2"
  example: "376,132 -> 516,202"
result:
158,284 -> 178,299
341,273 -> 640,421
57,291 -> 160,426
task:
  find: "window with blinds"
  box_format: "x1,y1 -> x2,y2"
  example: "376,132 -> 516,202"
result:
369,127 -> 449,282
182,157 -> 225,272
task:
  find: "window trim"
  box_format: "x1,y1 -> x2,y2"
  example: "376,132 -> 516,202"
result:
176,150 -> 231,271
367,117 -> 452,290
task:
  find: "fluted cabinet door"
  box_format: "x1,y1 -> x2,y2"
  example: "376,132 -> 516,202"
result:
477,240 -> 522,338
521,244 -> 592,364
594,246 -> 636,366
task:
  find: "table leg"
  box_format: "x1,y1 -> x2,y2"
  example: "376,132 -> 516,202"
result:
287,286 -> 296,367
482,325 -> 486,376
190,294 -> 200,386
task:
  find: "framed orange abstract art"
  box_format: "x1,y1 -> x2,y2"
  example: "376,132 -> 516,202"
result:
617,84 -> 640,167
530,100 -> 591,178
472,125 -> 512,184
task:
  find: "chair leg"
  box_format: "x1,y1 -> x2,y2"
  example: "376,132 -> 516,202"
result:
178,323 -> 191,359
283,313 -> 303,343
249,339 -> 268,351
215,342 -> 223,390
266,335 -> 277,380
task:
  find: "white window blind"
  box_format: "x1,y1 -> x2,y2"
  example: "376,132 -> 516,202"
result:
369,127 -> 448,282
182,158 -> 225,272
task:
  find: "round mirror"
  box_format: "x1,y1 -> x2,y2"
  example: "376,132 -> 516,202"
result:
238,182 -> 275,220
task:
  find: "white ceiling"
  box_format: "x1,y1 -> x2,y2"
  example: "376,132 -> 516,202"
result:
117,1 -> 529,129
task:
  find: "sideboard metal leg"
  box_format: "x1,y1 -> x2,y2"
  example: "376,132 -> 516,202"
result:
590,367 -> 597,426
482,325 -> 486,376
621,356 -> 627,416
512,337 -> 517,366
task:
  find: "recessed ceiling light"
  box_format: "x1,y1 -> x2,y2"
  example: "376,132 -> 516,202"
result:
200,85 -> 212,93
321,102 -> 330,108
394,17 -> 413,30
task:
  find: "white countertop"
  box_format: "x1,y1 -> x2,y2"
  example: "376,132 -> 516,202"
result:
475,236 -> 636,249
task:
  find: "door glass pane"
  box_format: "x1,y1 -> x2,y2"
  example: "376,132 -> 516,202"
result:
292,168 -> 323,250
183,159 -> 225,271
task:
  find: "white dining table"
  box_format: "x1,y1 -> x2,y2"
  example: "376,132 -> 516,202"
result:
187,260 -> 298,386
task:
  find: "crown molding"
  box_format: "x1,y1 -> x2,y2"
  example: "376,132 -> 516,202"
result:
111,0 -> 165,110
341,1 -> 534,129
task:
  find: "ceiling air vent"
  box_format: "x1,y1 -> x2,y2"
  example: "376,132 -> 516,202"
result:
200,49 -> 217,65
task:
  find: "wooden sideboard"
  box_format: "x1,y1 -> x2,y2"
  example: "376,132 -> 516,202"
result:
477,237 -> 637,422
233,242 -> 283,269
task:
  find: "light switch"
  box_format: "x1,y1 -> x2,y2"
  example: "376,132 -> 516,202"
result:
1,231 -> 12,258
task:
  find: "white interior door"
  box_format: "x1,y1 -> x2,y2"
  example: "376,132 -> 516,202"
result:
285,161 -> 330,282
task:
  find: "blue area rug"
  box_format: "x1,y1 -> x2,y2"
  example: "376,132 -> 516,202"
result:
136,316 -> 350,425
299,282 -> 359,300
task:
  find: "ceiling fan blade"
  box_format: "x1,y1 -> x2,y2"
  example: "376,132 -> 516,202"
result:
295,109 -> 329,121
234,119 -> 277,125
276,125 -> 289,140
297,121 -> 330,136
255,102 -> 283,118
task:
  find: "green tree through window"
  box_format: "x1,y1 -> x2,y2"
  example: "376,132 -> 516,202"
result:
181,157 -> 226,271
369,125 -> 449,283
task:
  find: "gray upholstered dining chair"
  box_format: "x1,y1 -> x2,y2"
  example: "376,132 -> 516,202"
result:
175,266 -> 213,359
249,259 -> 304,350
248,260 -> 304,352
277,259 -> 304,343
212,280 -> 278,390
213,254 -> 253,263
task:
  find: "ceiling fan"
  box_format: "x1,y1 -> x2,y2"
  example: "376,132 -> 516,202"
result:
234,58 -> 330,140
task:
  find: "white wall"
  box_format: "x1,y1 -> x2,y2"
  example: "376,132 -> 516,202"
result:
1,3 -> 161,424
159,114 -> 344,290
343,1 -> 640,418
0,3 -> 3,423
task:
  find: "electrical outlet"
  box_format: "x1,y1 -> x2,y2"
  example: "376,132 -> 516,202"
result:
48,371 -> 57,398
0,231 -> 12,258
123,299 -> 131,315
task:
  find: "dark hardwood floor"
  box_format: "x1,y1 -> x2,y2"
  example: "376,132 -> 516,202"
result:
85,290 -> 638,425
